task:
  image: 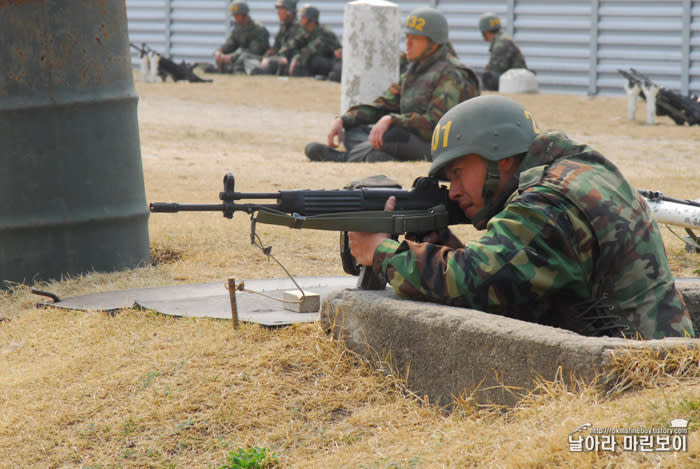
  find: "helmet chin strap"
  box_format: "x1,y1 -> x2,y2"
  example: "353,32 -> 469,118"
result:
410,40 -> 438,63
471,160 -> 519,230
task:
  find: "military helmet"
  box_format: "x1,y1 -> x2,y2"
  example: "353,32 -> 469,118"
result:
478,12 -> 501,33
275,0 -> 296,11
403,7 -> 449,45
229,1 -> 249,15
300,4 -> 319,22
429,95 -> 539,179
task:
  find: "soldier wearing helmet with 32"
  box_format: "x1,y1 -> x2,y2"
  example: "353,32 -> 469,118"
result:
479,12 -> 529,91
348,95 -> 694,340
305,7 -> 480,163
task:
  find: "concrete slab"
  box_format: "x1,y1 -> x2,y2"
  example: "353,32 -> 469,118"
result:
38,276 -> 358,327
321,279 -> 700,408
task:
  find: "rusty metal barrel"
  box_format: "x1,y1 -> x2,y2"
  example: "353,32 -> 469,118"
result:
0,1 -> 150,286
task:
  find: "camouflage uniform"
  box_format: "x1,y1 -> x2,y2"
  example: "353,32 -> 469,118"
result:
290,24 -> 341,77
274,20 -> 306,59
483,32 -> 528,91
217,20 -> 270,74
372,130 -> 695,340
338,45 -> 480,162
250,18 -> 305,75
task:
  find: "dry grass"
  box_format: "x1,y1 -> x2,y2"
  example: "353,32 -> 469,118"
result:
1,72 -> 699,466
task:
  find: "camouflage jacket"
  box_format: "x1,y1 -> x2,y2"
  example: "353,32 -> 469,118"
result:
218,20 -> 270,57
271,19 -> 305,59
485,32 -> 527,74
372,130 -> 694,340
341,46 -> 481,142
292,24 -> 341,66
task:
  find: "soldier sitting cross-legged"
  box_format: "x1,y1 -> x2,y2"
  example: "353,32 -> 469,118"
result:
304,7 -> 480,163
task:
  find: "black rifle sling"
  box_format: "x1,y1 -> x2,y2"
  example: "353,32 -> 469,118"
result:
254,205 -> 450,234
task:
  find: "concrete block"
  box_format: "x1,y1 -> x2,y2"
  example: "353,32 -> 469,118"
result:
283,290 -> 320,313
321,279 -> 700,408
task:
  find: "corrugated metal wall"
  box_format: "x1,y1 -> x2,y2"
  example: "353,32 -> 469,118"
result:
126,0 -> 700,97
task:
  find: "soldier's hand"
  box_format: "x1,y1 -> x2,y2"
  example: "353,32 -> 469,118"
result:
369,115 -> 392,150
405,228 -> 464,248
348,196 -> 395,266
328,117 -> 344,148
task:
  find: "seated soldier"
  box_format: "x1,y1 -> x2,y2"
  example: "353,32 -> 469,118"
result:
348,95 -> 695,340
304,7 -> 480,163
214,1 -> 270,74
479,12 -> 529,91
288,4 -> 342,78
249,0 -> 305,76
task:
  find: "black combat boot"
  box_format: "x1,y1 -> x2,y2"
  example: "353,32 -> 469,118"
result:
304,143 -> 348,162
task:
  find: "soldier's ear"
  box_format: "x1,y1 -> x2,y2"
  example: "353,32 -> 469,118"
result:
498,156 -> 517,171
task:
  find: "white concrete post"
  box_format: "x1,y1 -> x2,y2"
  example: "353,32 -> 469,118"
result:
642,82 -> 659,125
340,0 -> 401,114
624,81 -> 640,120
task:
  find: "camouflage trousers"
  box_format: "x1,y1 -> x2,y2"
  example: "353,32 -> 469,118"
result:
220,51 -> 263,75
481,70 -> 501,91
342,125 -> 432,162
292,56 -> 337,78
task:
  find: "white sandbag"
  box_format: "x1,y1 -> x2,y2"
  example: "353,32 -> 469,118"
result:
498,68 -> 539,94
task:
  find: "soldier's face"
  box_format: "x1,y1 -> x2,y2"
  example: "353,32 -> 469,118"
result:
234,13 -> 246,24
446,155 -> 487,220
405,34 -> 430,61
447,154 -> 520,219
276,7 -> 289,21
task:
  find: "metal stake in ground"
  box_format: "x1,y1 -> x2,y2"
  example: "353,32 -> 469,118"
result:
227,277 -> 239,329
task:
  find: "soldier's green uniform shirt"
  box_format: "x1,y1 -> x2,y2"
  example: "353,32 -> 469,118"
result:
289,24 -> 341,67
485,32 -> 527,74
340,46 -> 481,142
271,19 -> 305,60
372,130 -> 695,340
219,19 -> 270,57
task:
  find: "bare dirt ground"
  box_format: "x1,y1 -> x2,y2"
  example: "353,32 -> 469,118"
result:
1,72 -> 699,467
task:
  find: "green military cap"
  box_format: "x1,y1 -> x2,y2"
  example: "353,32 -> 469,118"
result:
403,7 -> 449,45
300,4 -> 319,22
275,0 -> 297,11
478,12 -> 501,33
230,1 -> 249,15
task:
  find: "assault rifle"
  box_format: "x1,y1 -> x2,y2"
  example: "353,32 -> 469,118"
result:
129,42 -> 212,83
618,68 -> 700,126
150,173 -> 469,289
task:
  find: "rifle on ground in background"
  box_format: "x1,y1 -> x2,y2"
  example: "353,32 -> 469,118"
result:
129,42 -> 212,83
150,173 -> 469,289
618,68 -> 700,126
